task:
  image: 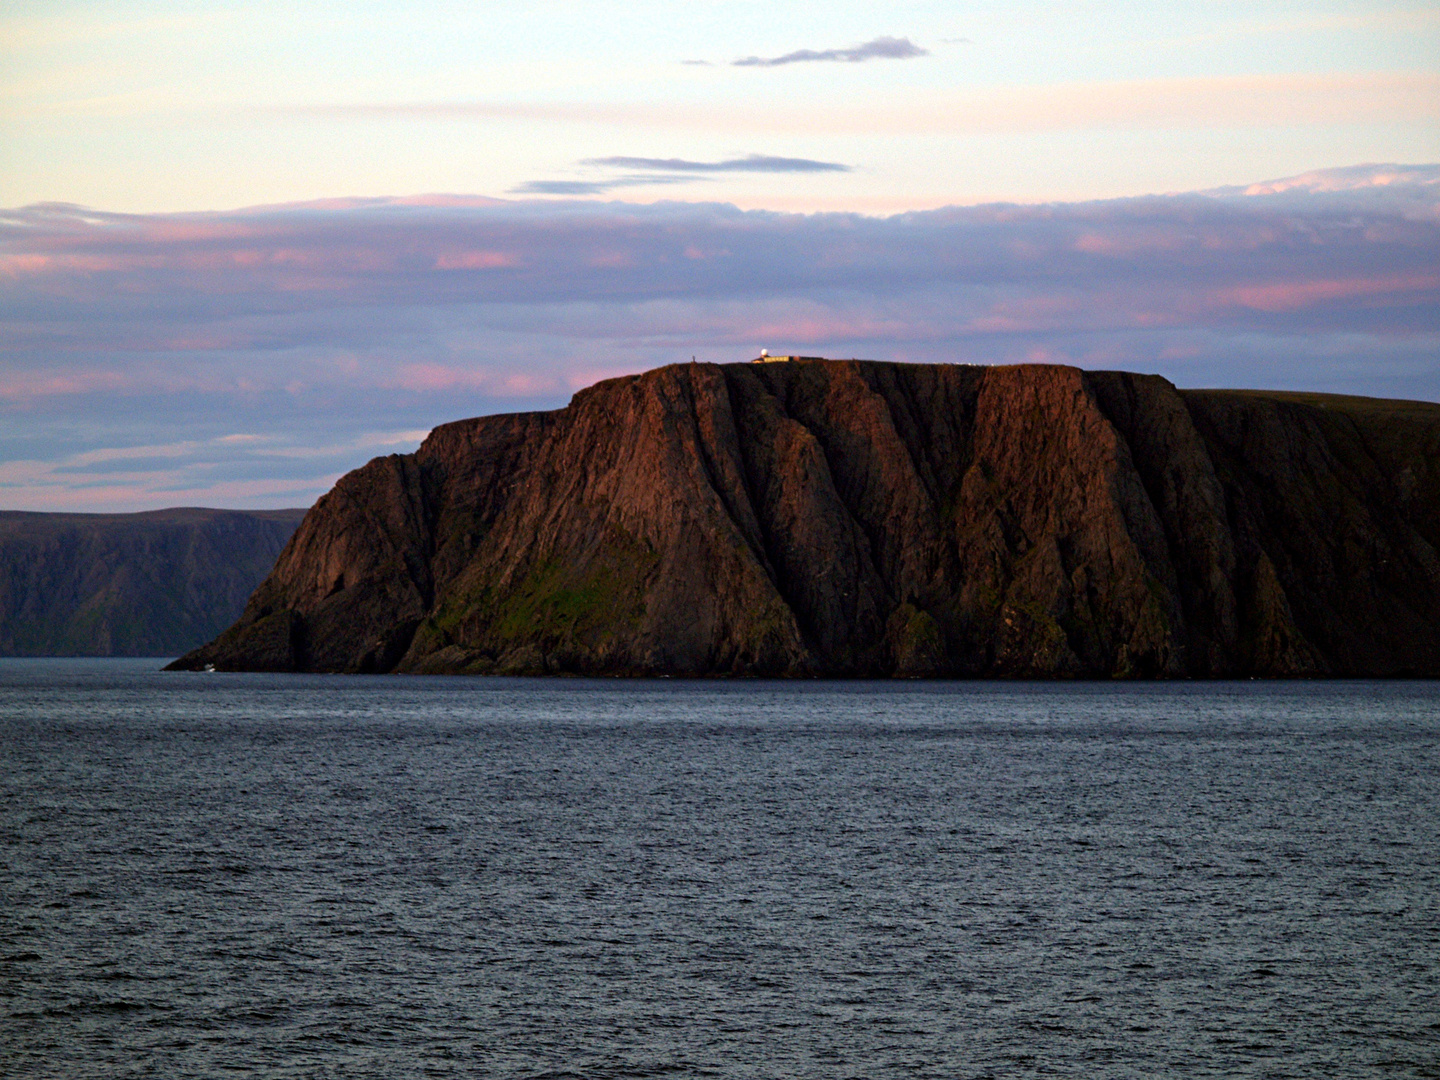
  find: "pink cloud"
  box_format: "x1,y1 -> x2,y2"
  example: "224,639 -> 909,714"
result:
1024,346 -> 1066,363
391,363 -> 561,396
137,221 -> 271,243
587,251 -> 634,268
392,363 -> 478,392
1073,230 -> 1190,256
0,369 -> 131,401
157,332 -> 256,351
499,372 -> 561,395
968,294 -> 1088,334
0,254 -> 53,276
1,253 -> 166,274
745,314 -> 913,344
1216,272 -> 1440,312
1241,165 -> 1440,196
434,251 -> 516,270
1159,344 -> 1203,360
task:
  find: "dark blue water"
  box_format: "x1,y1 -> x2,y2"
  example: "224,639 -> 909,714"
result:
1,660 -> 1437,1078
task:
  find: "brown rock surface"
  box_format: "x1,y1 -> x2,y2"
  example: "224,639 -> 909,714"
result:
168,362 -> 1440,677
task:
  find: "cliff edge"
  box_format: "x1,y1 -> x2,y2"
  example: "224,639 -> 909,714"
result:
169,362 -> 1440,677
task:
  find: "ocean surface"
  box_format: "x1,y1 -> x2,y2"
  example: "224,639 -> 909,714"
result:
1,660 -> 1437,1078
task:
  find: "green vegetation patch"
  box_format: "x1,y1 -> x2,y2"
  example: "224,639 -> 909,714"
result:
433,528 -> 661,661
888,602 -> 945,674
491,559 -> 640,642
1006,595 -> 1069,651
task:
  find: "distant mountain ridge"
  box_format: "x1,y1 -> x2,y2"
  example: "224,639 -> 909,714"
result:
171,361 -> 1440,677
0,507 -> 307,656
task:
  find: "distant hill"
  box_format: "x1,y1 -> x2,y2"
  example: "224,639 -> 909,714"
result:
171,360 -> 1440,678
0,507 -> 308,656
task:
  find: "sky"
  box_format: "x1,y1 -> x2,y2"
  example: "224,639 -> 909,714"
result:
1,0 -> 1437,511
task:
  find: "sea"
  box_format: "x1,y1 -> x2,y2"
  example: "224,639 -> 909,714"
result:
1,659 -> 1436,1079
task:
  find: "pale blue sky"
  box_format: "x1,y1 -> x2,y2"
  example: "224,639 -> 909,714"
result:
3,0 -> 1436,212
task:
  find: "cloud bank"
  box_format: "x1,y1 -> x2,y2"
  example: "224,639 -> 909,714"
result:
583,155 -> 851,174
512,155 -> 851,195
508,176 -> 700,195
1,164 -> 1436,510
733,36 -> 928,67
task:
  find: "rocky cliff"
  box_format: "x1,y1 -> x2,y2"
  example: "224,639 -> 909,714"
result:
169,362 -> 1440,677
1,507 -> 306,656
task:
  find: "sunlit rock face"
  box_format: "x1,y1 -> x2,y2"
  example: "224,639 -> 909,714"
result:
170,361 -> 1440,678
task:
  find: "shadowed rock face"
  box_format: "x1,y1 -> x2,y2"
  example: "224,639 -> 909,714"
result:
169,362 -> 1440,677
0,507 -> 307,656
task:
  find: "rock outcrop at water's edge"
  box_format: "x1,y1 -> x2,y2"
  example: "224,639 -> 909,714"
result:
168,361 -> 1440,677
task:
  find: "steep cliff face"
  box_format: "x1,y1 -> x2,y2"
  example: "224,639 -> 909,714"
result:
0,508 -> 307,656
169,362 -> 1440,677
